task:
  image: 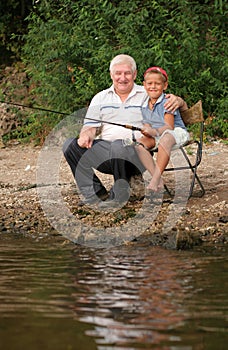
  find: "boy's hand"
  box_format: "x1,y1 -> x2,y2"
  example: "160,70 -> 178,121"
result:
141,125 -> 153,138
141,126 -> 158,138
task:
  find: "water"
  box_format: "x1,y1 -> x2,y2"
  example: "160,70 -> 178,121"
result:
0,234 -> 227,350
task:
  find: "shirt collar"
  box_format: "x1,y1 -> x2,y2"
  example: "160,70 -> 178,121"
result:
145,92 -> 165,106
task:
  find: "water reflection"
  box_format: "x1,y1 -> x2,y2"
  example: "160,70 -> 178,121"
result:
70,245 -> 228,349
0,234 -> 227,350
71,246 -> 193,348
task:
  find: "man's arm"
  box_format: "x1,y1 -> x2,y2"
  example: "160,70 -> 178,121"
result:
164,94 -> 188,113
78,92 -> 102,148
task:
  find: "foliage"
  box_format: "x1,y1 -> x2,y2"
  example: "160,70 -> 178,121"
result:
0,0 -> 32,62
1,0 -> 228,141
5,111 -> 63,145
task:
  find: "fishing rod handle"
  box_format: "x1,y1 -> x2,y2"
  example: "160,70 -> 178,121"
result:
125,124 -> 142,131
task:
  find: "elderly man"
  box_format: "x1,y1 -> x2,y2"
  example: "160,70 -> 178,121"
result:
63,54 -> 187,207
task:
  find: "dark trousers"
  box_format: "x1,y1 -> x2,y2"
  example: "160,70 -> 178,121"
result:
62,138 -> 144,200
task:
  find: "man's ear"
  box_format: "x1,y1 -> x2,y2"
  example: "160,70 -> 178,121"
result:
133,70 -> 137,80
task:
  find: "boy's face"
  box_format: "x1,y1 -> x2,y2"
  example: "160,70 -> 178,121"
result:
143,72 -> 168,100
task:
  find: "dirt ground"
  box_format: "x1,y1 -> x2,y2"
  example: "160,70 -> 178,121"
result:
0,139 -> 227,249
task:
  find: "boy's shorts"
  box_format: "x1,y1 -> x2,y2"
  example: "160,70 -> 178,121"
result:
152,127 -> 190,150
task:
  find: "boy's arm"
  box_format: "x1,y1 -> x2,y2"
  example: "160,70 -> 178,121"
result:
141,114 -> 174,137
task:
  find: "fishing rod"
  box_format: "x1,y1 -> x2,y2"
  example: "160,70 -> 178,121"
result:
0,99 -> 68,115
84,117 -> 142,131
0,99 -> 143,132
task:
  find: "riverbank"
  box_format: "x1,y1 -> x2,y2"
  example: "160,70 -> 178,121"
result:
0,140 -> 227,249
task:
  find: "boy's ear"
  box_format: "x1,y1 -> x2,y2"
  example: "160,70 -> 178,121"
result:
163,81 -> 168,90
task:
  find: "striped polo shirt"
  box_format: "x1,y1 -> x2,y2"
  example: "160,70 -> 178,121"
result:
84,84 -> 147,141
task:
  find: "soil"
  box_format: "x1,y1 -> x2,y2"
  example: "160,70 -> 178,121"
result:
0,139 -> 227,249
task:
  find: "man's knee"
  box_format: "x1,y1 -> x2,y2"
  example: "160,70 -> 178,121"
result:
111,140 -> 128,158
62,137 -> 76,156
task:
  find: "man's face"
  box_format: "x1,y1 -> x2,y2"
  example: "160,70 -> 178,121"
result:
110,64 -> 137,95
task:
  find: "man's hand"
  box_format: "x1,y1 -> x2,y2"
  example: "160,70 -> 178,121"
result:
164,94 -> 188,113
77,126 -> 96,148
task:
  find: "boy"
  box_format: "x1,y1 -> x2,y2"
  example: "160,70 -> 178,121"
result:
134,66 -> 189,192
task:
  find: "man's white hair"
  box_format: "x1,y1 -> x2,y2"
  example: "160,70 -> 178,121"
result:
109,54 -> 137,73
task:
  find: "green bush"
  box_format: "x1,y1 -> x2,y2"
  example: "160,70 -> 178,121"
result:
0,0 -> 32,61
9,0 -> 228,141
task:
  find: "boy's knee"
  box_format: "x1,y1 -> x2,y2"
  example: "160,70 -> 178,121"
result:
160,132 -> 175,146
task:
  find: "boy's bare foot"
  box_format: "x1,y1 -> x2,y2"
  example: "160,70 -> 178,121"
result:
147,177 -> 164,192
